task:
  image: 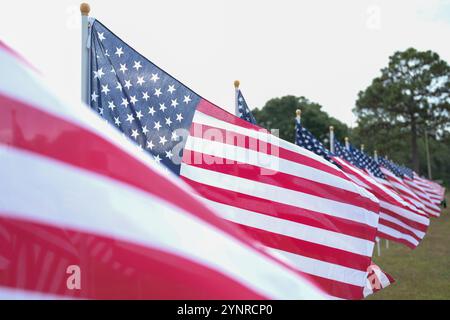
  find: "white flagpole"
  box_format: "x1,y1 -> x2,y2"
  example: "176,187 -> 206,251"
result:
374,149 -> 378,162
361,144 -> 365,152
296,109 -> 301,124
81,3 -> 91,105
344,137 -> 350,150
329,126 -> 335,153
234,80 -> 240,117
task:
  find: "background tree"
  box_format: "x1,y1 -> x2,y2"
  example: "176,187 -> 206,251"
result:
253,95 -> 349,144
354,48 -> 450,172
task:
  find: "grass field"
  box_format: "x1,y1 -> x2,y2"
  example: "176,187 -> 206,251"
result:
368,193 -> 449,300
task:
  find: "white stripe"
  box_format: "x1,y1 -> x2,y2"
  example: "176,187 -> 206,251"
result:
335,158 -> 405,205
0,286 -> 71,300
180,163 -> 379,230
0,145 -> 325,300
267,248 -> 367,287
379,211 -> 425,239
377,224 -> 419,247
185,135 -> 372,198
193,111 -> 338,171
199,196 -> 374,257
379,201 -> 429,225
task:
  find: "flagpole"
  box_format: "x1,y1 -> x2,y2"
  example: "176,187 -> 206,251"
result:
374,149 -> 378,162
361,144 -> 365,152
329,126 -> 335,153
296,109 -> 301,124
81,3 -> 91,105
234,80 -> 240,117
345,137 -> 350,150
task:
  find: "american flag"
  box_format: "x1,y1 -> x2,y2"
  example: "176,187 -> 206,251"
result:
294,118 -> 333,162
0,40 -> 327,299
236,89 -> 257,124
379,158 -> 441,217
333,140 -> 355,165
90,19 -> 384,299
332,141 -> 430,248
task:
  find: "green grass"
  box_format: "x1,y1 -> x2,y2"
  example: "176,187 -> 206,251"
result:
368,193 -> 450,300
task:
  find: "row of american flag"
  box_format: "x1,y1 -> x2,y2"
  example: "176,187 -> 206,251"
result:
0,16 -> 445,300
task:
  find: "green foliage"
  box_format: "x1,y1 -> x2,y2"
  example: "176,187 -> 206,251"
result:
354,48 -> 450,172
252,95 -> 349,144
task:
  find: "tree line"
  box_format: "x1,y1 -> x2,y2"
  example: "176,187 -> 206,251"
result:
252,48 -> 450,185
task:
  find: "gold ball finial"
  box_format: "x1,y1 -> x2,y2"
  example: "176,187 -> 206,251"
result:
234,80 -> 240,88
80,3 -> 91,16
329,126 -> 334,131
296,109 -> 301,117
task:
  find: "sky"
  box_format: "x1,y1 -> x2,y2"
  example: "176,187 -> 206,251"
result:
1,0 -> 449,126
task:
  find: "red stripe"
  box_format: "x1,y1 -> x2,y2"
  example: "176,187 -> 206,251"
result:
183,151 -> 379,214
233,226 -> 365,300
379,204 -> 428,232
235,223 -> 371,271
376,231 -> 416,249
0,214 -> 265,299
182,176 -> 377,242
378,217 -> 421,243
193,106 -> 352,182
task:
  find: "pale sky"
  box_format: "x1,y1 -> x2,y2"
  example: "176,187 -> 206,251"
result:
1,0 -> 449,126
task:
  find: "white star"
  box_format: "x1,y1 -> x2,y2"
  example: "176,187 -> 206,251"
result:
159,135 -> 167,145
115,47 -> 124,57
111,66 -> 116,74
142,126 -> 149,134
114,116 -> 121,126
167,85 -> 176,94
171,99 -> 179,108
130,95 -> 138,105
98,107 -> 104,115
124,80 -> 133,90
150,73 -> 160,82
159,103 -> 167,112
133,61 -> 142,71
98,32 -> 106,41
121,98 -> 129,108
93,68 -> 105,79
91,91 -> 99,102
154,121 -> 162,131
116,82 -> 122,91
154,88 -> 162,97
183,95 -> 191,104
154,154 -> 161,163
148,106 -> 156,116
136,76 -> 145,86
119,63 -> 128,74
126,113 -> 135,124
142,91 -> 150,101
108,101 -> 116,111
101,84 -> 110,95
105,49 -> 110,57
146,140 -> 154,150
165,117 -> 172,126
131,129 -> 140,140
136,110 -> 143,120
165,150 -> 173,159
176,113 -> 183,122
171,131 -> 179,141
